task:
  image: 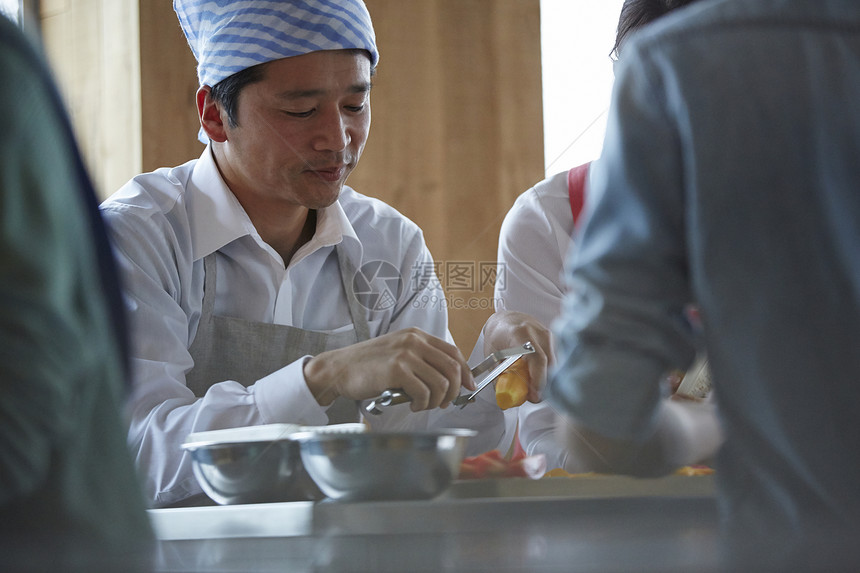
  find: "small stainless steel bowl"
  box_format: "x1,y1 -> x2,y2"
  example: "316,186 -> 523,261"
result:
181,423 -> 364,505
291,428 -> 477,502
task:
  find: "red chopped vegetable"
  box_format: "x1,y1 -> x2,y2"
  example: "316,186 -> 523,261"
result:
458,449 -> 546,480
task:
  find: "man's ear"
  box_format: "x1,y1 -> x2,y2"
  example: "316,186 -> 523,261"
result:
197,86 -> 228,143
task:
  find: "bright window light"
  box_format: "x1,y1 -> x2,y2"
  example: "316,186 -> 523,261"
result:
0,0 -> 18,22
540,0 -> 624,176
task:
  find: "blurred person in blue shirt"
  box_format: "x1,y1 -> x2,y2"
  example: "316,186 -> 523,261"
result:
547,0 -> 860,570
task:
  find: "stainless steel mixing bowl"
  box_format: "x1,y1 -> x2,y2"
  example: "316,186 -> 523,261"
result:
183,440 -> 321,505
291,428 -> 477,502
182,423 -> 365,505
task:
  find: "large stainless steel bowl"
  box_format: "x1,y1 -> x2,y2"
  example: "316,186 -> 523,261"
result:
181,423 -> 365,505
291,428 -> 477,502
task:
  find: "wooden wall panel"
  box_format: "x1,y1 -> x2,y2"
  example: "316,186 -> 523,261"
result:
40,0 -> 141,199
139,1 -> 204,172
351,0 -> 545,349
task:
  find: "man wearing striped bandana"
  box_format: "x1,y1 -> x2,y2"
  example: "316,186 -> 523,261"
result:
100,0 -> 549,506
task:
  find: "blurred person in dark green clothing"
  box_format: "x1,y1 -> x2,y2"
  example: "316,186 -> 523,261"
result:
0,15 -> 153,572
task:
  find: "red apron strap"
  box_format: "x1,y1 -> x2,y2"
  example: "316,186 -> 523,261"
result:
567,161 -> 591,226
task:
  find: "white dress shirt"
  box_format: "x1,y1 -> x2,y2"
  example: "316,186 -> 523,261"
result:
496,169 -> 576,322
495,168 -> 583,471
101,147 -> 503,505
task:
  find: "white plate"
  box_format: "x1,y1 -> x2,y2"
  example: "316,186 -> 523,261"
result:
183,422 -> 366,449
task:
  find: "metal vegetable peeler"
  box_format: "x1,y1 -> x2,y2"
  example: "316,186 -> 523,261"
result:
364,342 -> 535,415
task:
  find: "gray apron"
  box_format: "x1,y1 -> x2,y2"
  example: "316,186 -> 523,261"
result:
185,243 -> 369,424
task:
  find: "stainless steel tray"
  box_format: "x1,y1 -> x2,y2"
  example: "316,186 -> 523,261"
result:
442,474 -> 714,499
149,475 -> 720,572
149,474 -> 714,541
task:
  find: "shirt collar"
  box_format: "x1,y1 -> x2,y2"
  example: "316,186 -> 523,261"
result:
187,145 -> 361,263
188,145 -> 255,261
289,189 -> 361,267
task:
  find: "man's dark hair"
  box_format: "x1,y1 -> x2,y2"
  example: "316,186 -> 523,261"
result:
207,49 -> 376,128
611,0 -> 701,61
209,62 -> 267,128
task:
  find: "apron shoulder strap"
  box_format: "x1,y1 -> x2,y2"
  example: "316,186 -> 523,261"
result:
200,253 -> 218,317
335,243 -> 372,343
567,162 -> 591,227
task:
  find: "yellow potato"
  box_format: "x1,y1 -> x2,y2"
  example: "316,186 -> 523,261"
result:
495,359 -> 530,410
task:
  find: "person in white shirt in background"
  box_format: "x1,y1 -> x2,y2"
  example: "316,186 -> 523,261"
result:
494,0 -> 716,472
101,0 -> 550,507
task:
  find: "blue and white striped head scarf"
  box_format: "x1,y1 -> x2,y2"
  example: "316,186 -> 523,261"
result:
174,0 -> 379,88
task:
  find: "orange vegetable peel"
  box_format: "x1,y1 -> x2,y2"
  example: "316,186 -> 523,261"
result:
495,359 -> 529,409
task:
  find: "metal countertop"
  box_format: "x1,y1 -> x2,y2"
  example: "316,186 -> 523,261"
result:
150,476 -> 720,573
